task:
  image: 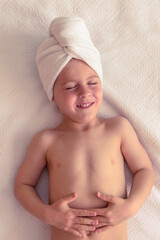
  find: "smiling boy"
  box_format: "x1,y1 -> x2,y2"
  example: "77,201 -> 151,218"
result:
14,17 -> 154,240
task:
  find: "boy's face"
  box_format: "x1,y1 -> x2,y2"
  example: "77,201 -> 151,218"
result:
52,59 -> 103,124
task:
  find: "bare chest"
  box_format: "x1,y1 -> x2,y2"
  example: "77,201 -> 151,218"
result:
47,131 -> 126,205
47,132 -> 122,174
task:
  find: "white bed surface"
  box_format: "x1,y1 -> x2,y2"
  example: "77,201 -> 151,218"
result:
0,0 -> 160,239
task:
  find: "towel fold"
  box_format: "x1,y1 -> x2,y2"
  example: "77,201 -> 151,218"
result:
36,17 -> 102,101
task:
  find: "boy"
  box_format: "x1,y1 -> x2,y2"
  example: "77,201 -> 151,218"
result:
14,17 -> 154,240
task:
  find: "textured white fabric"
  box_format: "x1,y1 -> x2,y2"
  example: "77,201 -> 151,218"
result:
36,17 -> 102,101
0,1 -> 160,240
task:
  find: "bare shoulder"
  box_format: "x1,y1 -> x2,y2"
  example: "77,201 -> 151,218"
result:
108,116 -> 130,125
103,116 -> 131,130
102,116 -> 137,143
111,116 -> 136,137
28,128 -> 59,153
34,128 -> 57,142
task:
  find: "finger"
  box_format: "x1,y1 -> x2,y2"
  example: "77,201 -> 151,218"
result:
73,209 -> 97,217
97,192 -> 117,204
74,224 -> 96,232
74,217 -> 98,226
91,216 -> 107,223
68,228 -> 84,238
95,225 -> 112,233
96,222 -> 108,228
90,208 -> 106,216
59,193 -> 77,206
84,215 -> 108,227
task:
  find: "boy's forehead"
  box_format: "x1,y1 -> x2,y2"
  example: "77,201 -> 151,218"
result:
59,59 -> 98,79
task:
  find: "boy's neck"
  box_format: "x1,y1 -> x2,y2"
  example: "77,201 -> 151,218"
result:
57,116 -> 103,131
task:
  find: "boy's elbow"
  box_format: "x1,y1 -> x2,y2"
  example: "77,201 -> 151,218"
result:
147,163 -> 155,184
134,166 -> 155,185
142,166 -> 155,185
14,177 -> 24,200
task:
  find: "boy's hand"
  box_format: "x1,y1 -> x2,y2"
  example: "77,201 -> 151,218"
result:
46,193 -> 98,238
92,192 -> 132,233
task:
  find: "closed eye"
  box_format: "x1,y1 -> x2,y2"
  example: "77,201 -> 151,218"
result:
66,86 -> 77,90
88,82 -> 97,85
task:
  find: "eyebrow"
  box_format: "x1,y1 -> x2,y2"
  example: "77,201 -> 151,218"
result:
62,80 -> 77,86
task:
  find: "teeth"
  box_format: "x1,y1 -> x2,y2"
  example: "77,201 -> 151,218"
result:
81,103 -> 90,107
77,103 -> 93,108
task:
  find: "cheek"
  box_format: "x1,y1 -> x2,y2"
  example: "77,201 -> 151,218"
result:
94,88 -> 103,99
64,92 -> 77,102
58,93 -> 76,108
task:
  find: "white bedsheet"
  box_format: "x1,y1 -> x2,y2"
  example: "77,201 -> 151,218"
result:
0,0 -> 160,239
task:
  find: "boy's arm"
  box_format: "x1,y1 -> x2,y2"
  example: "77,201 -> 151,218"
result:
120,117 -> 155,213
14,131 -> 49,221
14,131 -> 97,238
92,117 -> 155,233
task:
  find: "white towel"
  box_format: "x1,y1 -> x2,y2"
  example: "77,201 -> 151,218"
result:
36,17 -> 102,101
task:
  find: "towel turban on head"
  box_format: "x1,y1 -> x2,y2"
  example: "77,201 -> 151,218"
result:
36,17 -> 102,101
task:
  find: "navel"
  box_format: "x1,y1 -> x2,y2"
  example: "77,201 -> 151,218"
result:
56,162 -> 61,168
111,158 -> 115,164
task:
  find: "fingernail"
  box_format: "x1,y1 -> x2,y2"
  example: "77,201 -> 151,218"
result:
92,220 -> 98,225
92,212 -> 97,216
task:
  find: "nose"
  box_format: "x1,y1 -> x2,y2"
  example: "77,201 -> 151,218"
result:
79,85 -> 91,98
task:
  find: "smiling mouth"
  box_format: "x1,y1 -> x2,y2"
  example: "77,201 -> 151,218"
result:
76,102 -> 94,109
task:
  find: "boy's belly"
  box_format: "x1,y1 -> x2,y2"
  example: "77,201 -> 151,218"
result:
50,183 -> 127,240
